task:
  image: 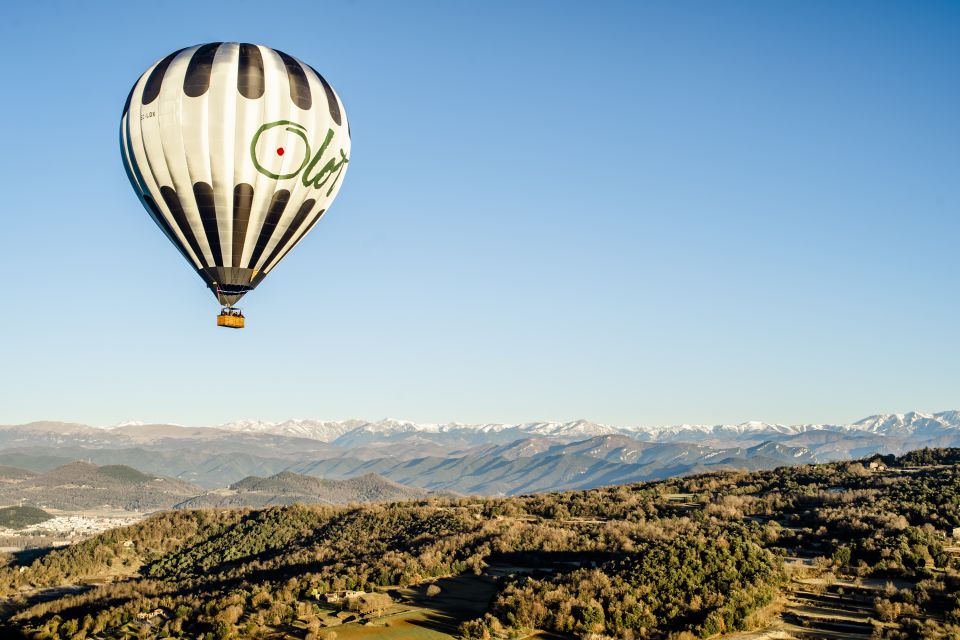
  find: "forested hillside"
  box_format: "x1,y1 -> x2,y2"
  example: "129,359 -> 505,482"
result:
175,472 -> 430,508
0,462 -> 200,511
0,449 -> 957,639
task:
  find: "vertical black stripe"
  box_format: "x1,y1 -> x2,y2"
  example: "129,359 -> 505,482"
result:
261,199 -> 316,271
142,194 -> 194,264
308,65 -> 342,126
237,44 -> 265,99
276,50 -> 312,110
248,190 -> 290,268
232,183 -> 254,267
265,209 -> 326,272
160,186 -> 208,266
142,48 -> 185,105
183,42 -> 222,98
122,82 -> 136,117
192,182 -> 223,265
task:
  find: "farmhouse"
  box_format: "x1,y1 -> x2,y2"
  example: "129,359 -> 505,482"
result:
323,590 -> 365,604
134,609 -> 164,621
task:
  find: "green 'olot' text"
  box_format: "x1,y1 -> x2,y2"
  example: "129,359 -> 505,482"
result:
250,120 -> 349,197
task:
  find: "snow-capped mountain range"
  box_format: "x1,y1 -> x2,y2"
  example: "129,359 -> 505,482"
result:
1,411 -> 956,495
212,411 -> 960,444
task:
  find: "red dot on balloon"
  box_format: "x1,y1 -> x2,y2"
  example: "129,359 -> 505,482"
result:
276,147 -> 285,156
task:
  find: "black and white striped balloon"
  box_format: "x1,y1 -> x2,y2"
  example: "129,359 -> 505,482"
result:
120,43 -> 350,307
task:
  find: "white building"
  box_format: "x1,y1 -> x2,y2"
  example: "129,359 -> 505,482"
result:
323,590 -> 365,604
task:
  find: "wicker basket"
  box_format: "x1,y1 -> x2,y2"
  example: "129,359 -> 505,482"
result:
217,313 -> 245,329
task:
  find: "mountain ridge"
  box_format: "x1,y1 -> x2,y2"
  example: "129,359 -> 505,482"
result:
199,410 -> 960,443
0,411 -> 956,497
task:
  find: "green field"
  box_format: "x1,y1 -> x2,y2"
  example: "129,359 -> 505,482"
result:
328,575 -> 498,640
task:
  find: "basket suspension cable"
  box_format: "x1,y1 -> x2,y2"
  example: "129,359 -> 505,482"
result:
214,282 -> 245,328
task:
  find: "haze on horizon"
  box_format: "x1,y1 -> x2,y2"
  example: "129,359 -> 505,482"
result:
0,1 -> 957,428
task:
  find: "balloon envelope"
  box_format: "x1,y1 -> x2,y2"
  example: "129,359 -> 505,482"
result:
120,43 -> 351,306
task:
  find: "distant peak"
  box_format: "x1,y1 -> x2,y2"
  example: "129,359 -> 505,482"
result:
14,410 -> 960,446
200,411 -> 960,443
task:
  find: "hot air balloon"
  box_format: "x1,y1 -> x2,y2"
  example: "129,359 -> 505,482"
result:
120,43 -> 351,328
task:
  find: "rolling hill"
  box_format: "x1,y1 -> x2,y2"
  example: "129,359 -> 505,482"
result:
0,505 -> 51,529
176,471 -> 431,508
0,462 -> 201,511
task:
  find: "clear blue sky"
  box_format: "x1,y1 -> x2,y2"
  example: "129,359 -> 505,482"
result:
0,1 -> 957,428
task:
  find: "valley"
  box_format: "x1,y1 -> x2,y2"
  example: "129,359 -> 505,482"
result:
0,448 -> 956,639
0,508 -> 144,555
